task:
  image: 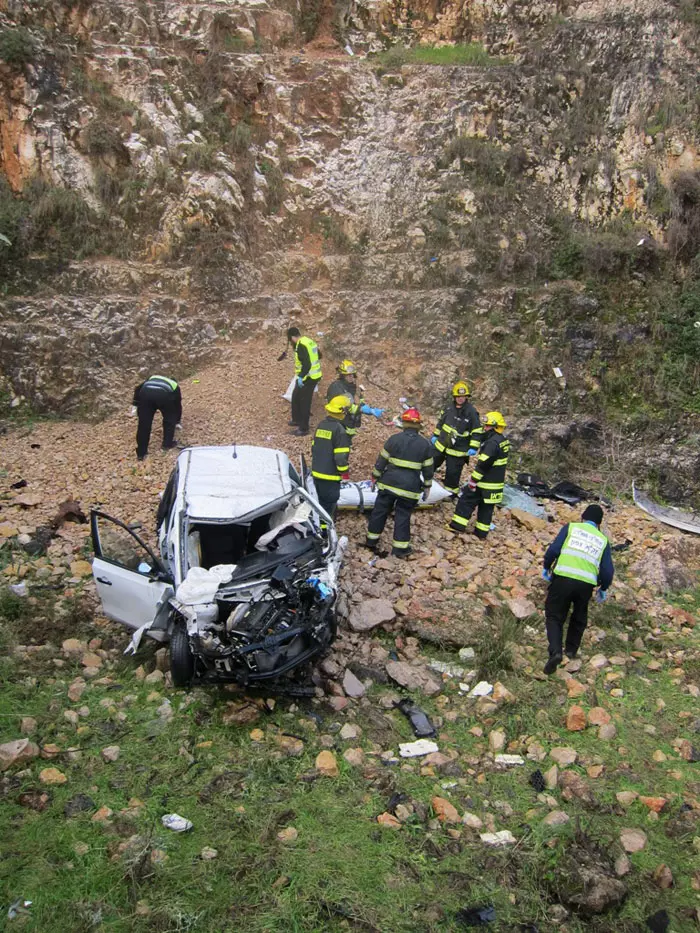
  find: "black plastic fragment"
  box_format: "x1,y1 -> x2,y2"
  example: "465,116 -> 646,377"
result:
646,909 -> 670,933
10,479 -> 27,489
456,904 -> 496,926
394,698 -> 436,738
529,769 -> 546,792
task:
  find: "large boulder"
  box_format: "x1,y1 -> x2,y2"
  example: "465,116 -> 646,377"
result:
348,598 -> 396,632
630,537 -> 700,592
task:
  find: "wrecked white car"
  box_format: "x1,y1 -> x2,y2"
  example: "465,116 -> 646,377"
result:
91,446 -> 346,687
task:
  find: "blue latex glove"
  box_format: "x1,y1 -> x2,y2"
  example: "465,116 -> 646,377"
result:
296,376 -> 304,388
541,568 -> 552,582
430,436 -> 437,446
467,448 -> 477,455
371,407 -> 385,418
596,589 -> 608,603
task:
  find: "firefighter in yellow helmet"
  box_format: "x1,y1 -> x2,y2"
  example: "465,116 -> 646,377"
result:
431,381 -> 482,495
448,411 -> 509,540
311,394 -> 352,528
326,360 -> 385,442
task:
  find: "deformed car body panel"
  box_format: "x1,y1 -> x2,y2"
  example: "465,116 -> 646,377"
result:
91,445 -> 346,686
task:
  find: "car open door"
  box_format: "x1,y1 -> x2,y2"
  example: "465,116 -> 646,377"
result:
91,510 -> 174,639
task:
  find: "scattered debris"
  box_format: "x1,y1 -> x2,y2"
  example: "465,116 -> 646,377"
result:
456,903 -> 496,926
399,739 -> 439,758
394,699 -> 436,738
7,900 -> 32,920
161,813 -> 193,832
479,830 -> 516,847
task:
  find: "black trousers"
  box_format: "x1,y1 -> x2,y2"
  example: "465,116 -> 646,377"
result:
366,490 -> 416,555
314,478 -> 341,527
291,379 -> 317,432
433,449 -> 469,493
544,575 -> 594,658
136,389 -> 179,458
450,487 -> 494,539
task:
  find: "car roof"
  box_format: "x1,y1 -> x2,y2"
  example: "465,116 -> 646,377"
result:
178,445 -> 295,521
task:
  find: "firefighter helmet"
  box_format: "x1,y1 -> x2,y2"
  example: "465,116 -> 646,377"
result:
483,411 -> 506,431
401,407 -> 422,425
452,381 -> 470,397
325,394 -> 352,416
337,359 -> 357,375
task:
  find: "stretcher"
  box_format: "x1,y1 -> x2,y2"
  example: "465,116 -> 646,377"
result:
305,475 -> 452,512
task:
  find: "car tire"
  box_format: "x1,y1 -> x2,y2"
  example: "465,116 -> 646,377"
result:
170,621 -> 194,687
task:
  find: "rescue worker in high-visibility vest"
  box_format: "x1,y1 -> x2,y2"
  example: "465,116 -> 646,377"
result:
311,395 -> 352,528
132,374 -> 182,461
326,360 -> 385,443
541,504 -> 614,674
365,408 -> 434,558
431,381 -> 483,495
448,411 -> 509,539
288,327 -> 322,436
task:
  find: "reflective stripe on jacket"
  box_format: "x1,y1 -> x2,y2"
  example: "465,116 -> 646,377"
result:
294,336 -> 322,381
433,400 -> 482,455
372,429 -> 434,501
144,375 -> 178,392
553,522 -> 609,585
470,431 -> 510,504
311,417 -> 350,482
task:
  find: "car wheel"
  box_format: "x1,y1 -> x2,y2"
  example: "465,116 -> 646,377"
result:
170,621 -> 195,687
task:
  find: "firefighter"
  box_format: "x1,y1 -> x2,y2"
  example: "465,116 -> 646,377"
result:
541,504 -> 614,674
431,381 -> 482,495
326,360 -> 385,442
448,411 -> 509,539
311,395 -> 352,528
287,327 -> 322,436
132,374 -> 182,461
365,408 -> 434,558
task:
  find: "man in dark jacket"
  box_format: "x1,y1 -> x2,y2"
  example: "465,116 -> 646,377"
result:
365,408 -> 434,558
448,411 -> 509,539
311,395 -> 351,529
431,381 -> 482,494
132,374 -> 182,461
288,327 -> 322,437
326,359 -> 384,443
541,503 -> 614,674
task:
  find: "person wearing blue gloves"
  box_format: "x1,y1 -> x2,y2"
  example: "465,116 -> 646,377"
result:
431,381 -> 483,495
541,504 -> 614,675
326,359 -> 384,443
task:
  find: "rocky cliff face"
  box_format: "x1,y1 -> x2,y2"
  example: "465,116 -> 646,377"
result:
0,0 -> 698,496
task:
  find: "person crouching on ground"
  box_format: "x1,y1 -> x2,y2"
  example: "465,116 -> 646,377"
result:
541,504 -> 614,675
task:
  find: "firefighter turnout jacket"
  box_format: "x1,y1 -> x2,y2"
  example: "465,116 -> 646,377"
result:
373,429 -> 434,500
326,377 -> 362,437
433,400 -> 482,456
294,336 -> 322,383
311,417 -> 350,482
470,430 -> 510,504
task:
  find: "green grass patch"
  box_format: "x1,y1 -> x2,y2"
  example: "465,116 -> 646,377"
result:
372,42 -> 504,73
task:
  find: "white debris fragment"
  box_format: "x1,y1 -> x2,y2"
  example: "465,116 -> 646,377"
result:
458,647 -> 475,661
470,681 -> 494,697
399,739 -> 439,758
480,830 -> 517,847
162,813 -> 193,832
428,660 -> 465,678
494,754 -> 525,766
